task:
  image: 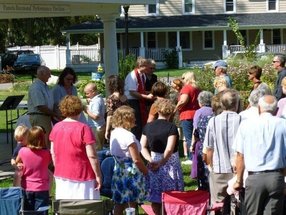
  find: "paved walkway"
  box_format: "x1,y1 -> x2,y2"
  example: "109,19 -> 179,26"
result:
0,82 -> 13,91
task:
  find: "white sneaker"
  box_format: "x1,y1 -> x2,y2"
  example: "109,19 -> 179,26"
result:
181,160 -> 192,165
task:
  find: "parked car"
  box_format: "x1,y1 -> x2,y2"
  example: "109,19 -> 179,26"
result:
1,50 -> 34,72
13,53 -> 45,73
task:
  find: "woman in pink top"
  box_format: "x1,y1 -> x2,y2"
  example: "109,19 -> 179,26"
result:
175,72 -> 200,161
50,95 -> 102,200
16,126 -> 51,213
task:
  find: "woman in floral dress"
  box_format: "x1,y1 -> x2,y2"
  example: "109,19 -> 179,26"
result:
110,105 -> 148,215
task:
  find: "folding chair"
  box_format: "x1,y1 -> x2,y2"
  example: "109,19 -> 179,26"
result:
53,199 -> 113,215
0,187 -> 22,215
0,187 -> 49,215
162,190 -> 210,215
100,156 -> 115,198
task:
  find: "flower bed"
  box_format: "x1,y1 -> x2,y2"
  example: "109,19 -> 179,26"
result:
0,74 -> 14,83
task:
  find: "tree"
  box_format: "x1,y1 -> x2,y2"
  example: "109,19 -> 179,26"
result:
228,17 -> 260,61
0,16 -> 98,49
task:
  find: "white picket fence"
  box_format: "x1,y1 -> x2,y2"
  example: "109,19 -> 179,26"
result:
7,44 -> 101,70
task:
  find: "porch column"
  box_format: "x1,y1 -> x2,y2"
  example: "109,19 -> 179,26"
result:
222,30 -> 229,59
100,13 -> 119,76
176,31 -> 183,68
65,33 -> 71,66
165,32 -> 169,48
97,33 -> 101,62
259,29 -> 266,53
139,32 -> 145,57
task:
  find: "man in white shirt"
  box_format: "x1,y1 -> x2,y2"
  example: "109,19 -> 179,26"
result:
234,95 -> 286,215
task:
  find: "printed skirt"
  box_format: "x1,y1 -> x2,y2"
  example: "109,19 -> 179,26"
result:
147,151 -> 184,203
111,157 -> 148,204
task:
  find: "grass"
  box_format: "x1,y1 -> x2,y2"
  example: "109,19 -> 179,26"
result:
0,178 -> 13,188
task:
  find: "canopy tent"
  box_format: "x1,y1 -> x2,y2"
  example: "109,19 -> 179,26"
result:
0,0 -> 154,76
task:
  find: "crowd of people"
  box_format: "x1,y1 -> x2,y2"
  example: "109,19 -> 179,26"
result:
9,54 -> 286,215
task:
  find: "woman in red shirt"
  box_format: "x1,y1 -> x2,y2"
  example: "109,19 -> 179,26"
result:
50,95 -> 102,200
175,72 -> 200,162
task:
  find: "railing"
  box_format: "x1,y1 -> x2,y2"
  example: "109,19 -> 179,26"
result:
145,48 -> 167,61
229,44 -> 286,55
118,48 -> 140,58
229,45 -> 246,53
118,48 -> 167,61
265,44 -> 286,54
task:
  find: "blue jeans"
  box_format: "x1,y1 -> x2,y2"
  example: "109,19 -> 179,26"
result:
24,190 -> 49,214
181,119 -> 194,159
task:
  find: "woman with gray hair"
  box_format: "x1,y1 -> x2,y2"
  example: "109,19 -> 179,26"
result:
240,88 -> 269,120
190,91 -> 214,189
193,91 -> 214,135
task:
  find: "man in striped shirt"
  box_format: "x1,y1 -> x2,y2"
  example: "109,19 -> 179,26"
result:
203,89 -> 241,212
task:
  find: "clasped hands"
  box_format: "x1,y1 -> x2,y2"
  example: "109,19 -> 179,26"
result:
147,161 -> 161,171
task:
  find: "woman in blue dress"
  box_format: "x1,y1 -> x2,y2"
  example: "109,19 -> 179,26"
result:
110,105 -> 148,215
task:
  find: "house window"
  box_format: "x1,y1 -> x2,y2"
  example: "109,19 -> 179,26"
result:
268,0 -> 277,11
146,0 -> 159,15
147,32 -> 156,48
225,0 -> 236,12
273,29 -> 281,44
180,32 -> 191,49
203,31 -> 214,49
183,0 -> 194,13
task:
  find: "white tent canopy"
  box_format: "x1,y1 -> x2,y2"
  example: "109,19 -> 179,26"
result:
0,0 -> 154,75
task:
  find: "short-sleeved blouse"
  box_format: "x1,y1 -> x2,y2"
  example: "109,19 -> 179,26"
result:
143,119 -> 179,153
178,85 -> 200,120
49,121 -> 96,181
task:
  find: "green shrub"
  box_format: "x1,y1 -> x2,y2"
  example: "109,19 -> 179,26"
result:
164,49 -> 179,69
226,56 -> 276,107
118,53 -> 137,80
199,55 -> 276,107
193,68 -> 215,92
76,79 -> 106,98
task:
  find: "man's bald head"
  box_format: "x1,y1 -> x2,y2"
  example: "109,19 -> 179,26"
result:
258,95 -> 277,115
37,66 -> 51,83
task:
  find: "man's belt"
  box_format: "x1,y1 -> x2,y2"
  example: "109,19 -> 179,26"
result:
248,169 -> 282,175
